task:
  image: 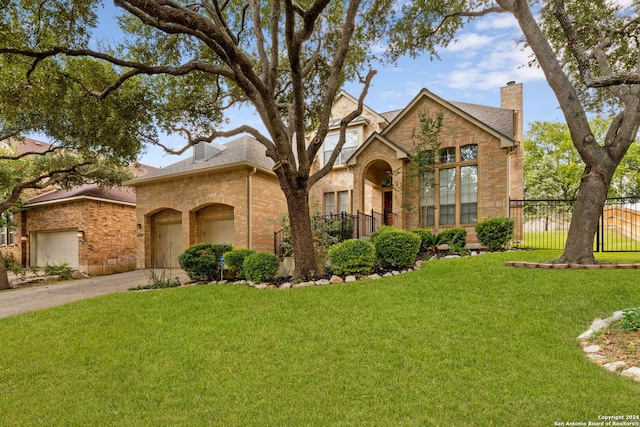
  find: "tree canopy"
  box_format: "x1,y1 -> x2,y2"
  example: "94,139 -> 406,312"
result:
389,0 -> 640,264
0,0 -> 392,277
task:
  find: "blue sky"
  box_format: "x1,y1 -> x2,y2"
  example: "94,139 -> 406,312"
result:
92,4 -> 564,168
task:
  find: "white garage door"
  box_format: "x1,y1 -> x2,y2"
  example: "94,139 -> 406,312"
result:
202,218 -> 234,245
157,222 -> 182,268
31,230 -> 79,268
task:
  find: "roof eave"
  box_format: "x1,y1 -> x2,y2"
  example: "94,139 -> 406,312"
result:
24,195 -> 136,208
125,161 -> 276,186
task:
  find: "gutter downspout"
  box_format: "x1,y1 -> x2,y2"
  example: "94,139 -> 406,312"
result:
247,167 -> 257,248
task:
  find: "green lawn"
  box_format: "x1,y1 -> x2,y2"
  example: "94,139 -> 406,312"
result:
1,250 -> 640,426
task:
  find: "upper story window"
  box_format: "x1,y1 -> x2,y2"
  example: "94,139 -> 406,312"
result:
439,147 -> 456,164
461,145 -> 478,161
0,212 -> 15,246
323,129 -> 359,167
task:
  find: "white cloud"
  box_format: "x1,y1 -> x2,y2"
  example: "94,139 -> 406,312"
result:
474,14 -> 519,31
445,33 -> 494,52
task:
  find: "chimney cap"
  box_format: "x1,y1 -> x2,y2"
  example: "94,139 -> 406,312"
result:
506,80 -> 516,86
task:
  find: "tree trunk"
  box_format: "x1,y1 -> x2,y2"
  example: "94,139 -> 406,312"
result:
555,166 -> 612,264
0,256 -> 10,290
285,187 -> 318,279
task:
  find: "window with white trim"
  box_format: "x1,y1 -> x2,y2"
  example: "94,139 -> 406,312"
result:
323,130 -> 359,166
324,192 -> 335,215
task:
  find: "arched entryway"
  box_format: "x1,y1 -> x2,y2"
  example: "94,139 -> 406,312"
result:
363,159 -> 395,226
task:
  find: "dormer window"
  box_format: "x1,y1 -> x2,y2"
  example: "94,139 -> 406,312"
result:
323,129 -> 360,167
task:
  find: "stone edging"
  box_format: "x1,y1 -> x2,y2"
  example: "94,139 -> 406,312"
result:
505,262 -> 640,269
577,311 -> 640,382
198,260 -> 427,289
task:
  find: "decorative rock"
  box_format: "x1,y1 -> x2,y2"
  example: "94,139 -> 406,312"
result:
552,263 -> 569,269
279,282 -> 292,289
414,260 -> 424,269
621,367 -> 640,381
315,279 -> 330,285
72,271 -> 89,280
292,281 -> 313,288
255,283 -> 268,289
382,272 -> 393,278
329,275 -> 343,284
537,263 -> 554,269
577,330 -> 594,340
610,311 -> 624,323
587,354 -> 608,363
583,344 -> 602,353
345,275 -> 357,283
391,270 -> 401,276
267,284 -> 278,289
603,361 -> 627,372
589,318 -> 609,332
367,273 -> 382,280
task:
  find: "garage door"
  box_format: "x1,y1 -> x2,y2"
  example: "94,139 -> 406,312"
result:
202,218 -> 234,245
157,222 -> 182,268
31,230 -> 79,268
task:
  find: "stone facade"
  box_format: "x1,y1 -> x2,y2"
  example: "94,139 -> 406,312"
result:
131,163 -> 288,269
309,84 -> 524,245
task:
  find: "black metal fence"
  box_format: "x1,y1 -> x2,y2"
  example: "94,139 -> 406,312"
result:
509,197 -> 640,252
273,210 -> 395,257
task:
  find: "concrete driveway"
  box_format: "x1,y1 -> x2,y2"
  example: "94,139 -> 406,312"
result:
0,269 -> 189,319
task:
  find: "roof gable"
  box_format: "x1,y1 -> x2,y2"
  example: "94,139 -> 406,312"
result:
383,88 -> 517,148
346,132 -> 411,166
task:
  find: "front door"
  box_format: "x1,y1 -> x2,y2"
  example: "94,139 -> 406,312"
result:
383,191 -> 393,226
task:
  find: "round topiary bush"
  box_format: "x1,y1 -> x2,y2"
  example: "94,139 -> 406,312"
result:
178,243 -> 233,282
368,225 -> 399,245
374,230 -> 421,269
328,239 -> 375,277
475,216 -> 515,251
223,249 -> 256,279
243,252 -> 280,283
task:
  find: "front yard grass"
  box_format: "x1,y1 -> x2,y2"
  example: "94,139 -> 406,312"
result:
1,250 -> 639,426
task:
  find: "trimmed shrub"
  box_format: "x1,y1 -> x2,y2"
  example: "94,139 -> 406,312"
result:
374,230 -> 421,269
328,239 -> 375,277
179,243 -> 233,282
243,252 -> 280,283
439,227 -> 467,248
475,216 -> 515,251
368,225 -> 399,245
223,249 -> 256,279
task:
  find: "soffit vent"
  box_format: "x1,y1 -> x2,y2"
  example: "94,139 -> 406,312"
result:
193,141 -> 226,163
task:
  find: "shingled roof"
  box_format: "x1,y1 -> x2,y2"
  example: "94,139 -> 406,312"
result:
449,101 -> 514,140
128,135 -> 275,185
24,162 -> 157,206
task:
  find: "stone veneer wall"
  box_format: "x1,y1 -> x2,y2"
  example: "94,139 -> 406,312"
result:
134,166 -> 287,269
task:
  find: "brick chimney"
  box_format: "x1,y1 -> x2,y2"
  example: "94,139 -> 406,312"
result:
500,81 -> 523,143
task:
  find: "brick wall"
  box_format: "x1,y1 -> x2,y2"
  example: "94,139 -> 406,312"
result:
133,166 -> 287,269
23,200 -> 137,275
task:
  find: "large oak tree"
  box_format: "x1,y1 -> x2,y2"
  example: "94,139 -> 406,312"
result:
391,0 -> 640,264
1,0 -> 388,278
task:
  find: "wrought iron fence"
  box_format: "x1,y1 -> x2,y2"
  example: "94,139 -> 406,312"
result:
509,197 -> 640,252
273,210 -> 395,257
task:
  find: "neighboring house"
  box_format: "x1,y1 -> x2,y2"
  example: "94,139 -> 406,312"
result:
127,136 -> 288,269
309,82 -> 524,244
0,137 -> 156,275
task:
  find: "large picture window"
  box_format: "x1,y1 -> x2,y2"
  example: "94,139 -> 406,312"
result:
323,130 -> 359,166
419,144 -> 479,227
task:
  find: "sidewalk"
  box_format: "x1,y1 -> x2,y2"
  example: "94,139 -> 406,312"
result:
0,269 -> 189,319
